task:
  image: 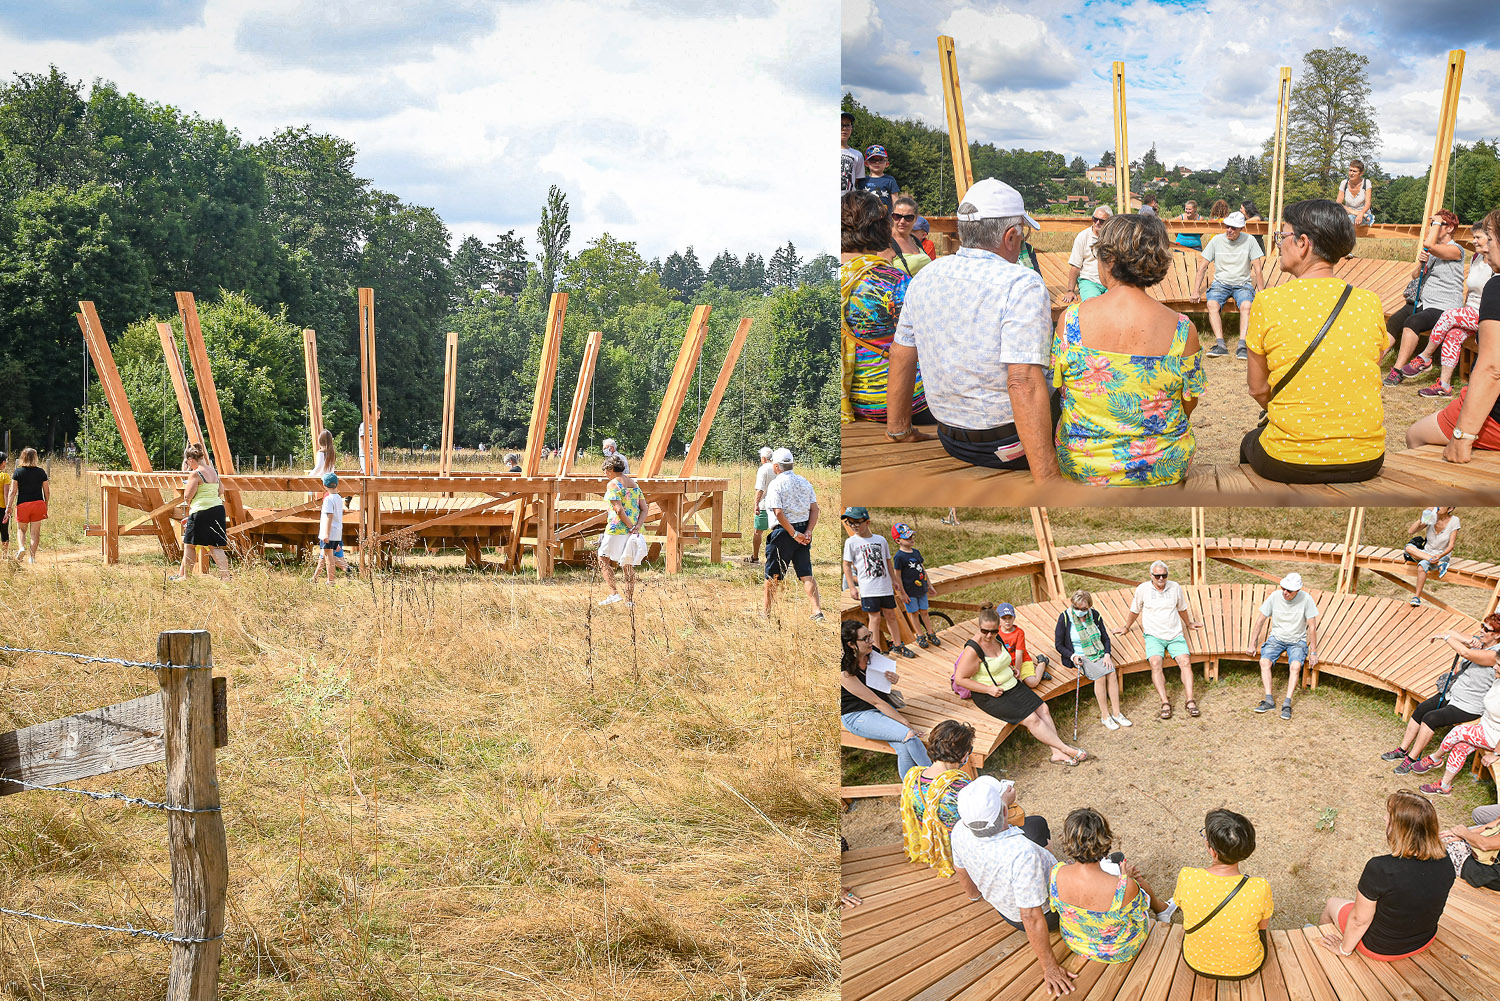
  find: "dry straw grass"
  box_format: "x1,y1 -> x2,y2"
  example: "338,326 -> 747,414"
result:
0,458 -> 840,999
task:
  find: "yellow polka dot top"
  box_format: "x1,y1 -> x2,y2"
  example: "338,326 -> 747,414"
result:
1174,868 -> 1274,978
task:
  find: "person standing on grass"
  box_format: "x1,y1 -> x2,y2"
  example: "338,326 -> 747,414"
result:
1194,211 -> 1264,360
311,472 -> 348,583
1115,561 -> 1203,719
1246,573 -> 1318,720
0,451 -> 10,561
1060,205 -> 1112,304
750,446 -> 774,563
597,455 -> 643,608
762,448 -> 823,622
1054,590 -> 1129,730
842,507 -> 912,657
169,443 -> 230,581
601,437 -> 630,475
892,523 -> 940,648
1403,506 -> 1460,606
6,448 -> 49,565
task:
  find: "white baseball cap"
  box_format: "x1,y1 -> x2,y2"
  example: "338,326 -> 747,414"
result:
772,447 -> 794,465
1280,572 -> 1303,591
956,776 -> 1015,835
957,177 -> 1040,229
759,446 -> 773,459
1225,211 -> 1247,228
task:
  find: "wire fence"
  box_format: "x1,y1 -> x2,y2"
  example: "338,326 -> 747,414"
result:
0,644 -> 207,672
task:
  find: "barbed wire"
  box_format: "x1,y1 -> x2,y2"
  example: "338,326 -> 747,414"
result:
0,775 -> 220,814
0,907 -> 221,945
0,645 -> 209,671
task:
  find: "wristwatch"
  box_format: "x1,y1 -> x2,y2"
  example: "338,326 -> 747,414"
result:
1452,427 -> 1473,441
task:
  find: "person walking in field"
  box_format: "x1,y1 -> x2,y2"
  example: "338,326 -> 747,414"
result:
6,448 -> 49,565
169,443 -> 230,581
762,448 -> 823,622
0,451 -> 11,561
597,455 -> 643,607
751,446 -> 774,563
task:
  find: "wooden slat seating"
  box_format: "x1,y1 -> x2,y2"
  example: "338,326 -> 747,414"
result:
842,420 -> 1500,503
841,840 -> 1500,1001
842,585 -> 1469,768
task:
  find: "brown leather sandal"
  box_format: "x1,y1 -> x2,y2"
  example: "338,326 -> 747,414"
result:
1186,699 -> 1201,717
1159,702 -> 1173,720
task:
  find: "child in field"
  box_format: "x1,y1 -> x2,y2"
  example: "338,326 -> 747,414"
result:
995,602 -> 1049,688
842,507 -> 913,657
312,472 -> 347,583
891,523 -> 940,648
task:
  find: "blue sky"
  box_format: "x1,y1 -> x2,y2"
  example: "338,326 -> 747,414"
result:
843,0 -> 1500,181
0,0 -> 836,260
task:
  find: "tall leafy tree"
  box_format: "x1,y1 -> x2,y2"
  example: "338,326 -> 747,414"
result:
767,242 -> 803,288
1287,46 -> 1380,192
536,184 -> 571,294
706,249 -> 740,289
740,252 -> 767,293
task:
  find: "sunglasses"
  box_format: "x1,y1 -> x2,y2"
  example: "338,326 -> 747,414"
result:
979,628 -> 999,636
1272,230 -> 1297,245
891,212 -> 915,222
1151,573 -> 1168,579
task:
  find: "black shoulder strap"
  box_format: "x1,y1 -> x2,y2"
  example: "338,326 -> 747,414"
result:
964,640 -> 985,658
1184,875 -> 1250,935
1267,284 -> 1353,406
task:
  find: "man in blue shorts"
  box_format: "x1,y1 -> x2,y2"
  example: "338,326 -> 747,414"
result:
1115,561 -> 1203,719
1194,211 -> 1265,359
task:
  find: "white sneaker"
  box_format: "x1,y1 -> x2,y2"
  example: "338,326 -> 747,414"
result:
1157,898 -> 1178,923
1113,713 -> 1133,727
1103,716 -> 1120,730
598,594 -> 623,606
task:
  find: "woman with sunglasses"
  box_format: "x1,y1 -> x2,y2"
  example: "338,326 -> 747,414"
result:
1387,209 -> 1466,384
841,619 -> 932,780
1383,617 -> 1500,775
1241,199 -> 1386,483
953,606 -> 1087,766
890,195 -> 932,278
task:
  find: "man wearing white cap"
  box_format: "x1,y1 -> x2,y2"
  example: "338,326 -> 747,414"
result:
952,777 -> 1075,996
601,438 -> 630,474
1247,572 -> 1319,720
750,446 -> 775,563
762,447 -> 823,621
1192,210 -> 1265,359
884,177 -> 1061,481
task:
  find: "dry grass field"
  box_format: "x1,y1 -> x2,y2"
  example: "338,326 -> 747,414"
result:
0,456 -> 840,1000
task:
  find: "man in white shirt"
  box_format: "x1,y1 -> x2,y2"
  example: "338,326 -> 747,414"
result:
762,448 -> 822,621
840,111 -> 864,196
601,438 -> 630,475
1061,205 -> 1112,303
1193,211 -> 1265,359
1115,561 -> 1204,719
750,446 -> 774,563
1247,573 -> 1319,721
952,777 -> 1075,997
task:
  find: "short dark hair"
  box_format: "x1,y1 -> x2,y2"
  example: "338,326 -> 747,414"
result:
1061,808 -> 1114,863
1141,192 -> 1158,206
843,190 -> 892,254
1204,808 -> 1256,864
1094,213 -> 1173,288
925,720 -> 975,764
841,111 -> 854,124
1281,199 -> 1356,263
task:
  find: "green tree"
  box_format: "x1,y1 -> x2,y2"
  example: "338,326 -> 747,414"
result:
705,249 -> 740,288
536,184 -> 571,294
1138,143 -> 1163,179
767,242 -> 803,288
1287,47 -> 1380,192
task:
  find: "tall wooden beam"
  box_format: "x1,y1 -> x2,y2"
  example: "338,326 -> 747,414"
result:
175,292 -> 246,534
1417,51 -> 1465,267
302,329 -> 323,447
1112,62 -> 1130,216
1029,507 -> 1064,601
557,330 -> 603,478
1337,507 -> 1366,594
936,35 -> 974,204
1267,67 -> 1292,265
681,317 -> 752,477
356,288 -> 381,568
157,323 -> 204,450
439,331 -> 458,477
640,305 -> 711,478
1190,508 -> 1206,586
522,293 -> 568,476
77,303 -> 180,562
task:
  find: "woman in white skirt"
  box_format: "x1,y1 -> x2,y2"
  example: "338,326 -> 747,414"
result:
597,455 -> 644,607
1055,590 -> 1130,729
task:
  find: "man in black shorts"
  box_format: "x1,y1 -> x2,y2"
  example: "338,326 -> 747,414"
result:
762,448 -> 823,621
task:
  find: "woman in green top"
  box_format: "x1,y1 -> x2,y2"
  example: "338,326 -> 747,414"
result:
170,442 -> 231,581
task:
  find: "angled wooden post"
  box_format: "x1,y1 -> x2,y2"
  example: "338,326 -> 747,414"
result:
1417,51 -> 1465,265
157,323 -> 204,450
77,304 -> 180,563
558,330 -> 602,479
158,629 -> 227,1001
357,288 -> 382,567
1112,62 -> 1130,216
1267,67 -> 1292,265
176,292 -> 247,533
440,331 -> 458,477
681,317 -> 752,477
522,294 -> 568,476
1029,508 -> 1064,600
936,35 -> 974,203
640,305 -> 711,478
302,329 -> 323,447
1337,508 -> 1366,594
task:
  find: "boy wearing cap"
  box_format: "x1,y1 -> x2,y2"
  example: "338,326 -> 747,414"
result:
841,112 -> 864,196
842,508 -> 913,657
862,145 -> 901,216
892,524 -> 939,648
312,472 -> 348,583
995,603 -> 1046,688
1194,212 -> 1265,358
751,446 -> 774,564
1247,573 -> 1319,720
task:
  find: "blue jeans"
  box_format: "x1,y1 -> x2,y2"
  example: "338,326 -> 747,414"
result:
842,710 -> 932,778
1260,636 -> 1308,666
1207,281 -> 1255,309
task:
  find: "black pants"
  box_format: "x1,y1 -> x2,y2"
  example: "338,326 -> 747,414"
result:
1411,692 -> 1481,731
0,509 -> 6,544
936,392 -> 1063,471
1387,303 -> 1445,339
1240,426 -> 1384,484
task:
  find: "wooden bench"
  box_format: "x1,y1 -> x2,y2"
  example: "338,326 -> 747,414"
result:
841,840 -> 1500,1001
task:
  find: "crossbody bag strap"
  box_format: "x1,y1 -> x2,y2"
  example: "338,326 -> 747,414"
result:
1267,284 -> 1353,406
1184,875 -> 1250,935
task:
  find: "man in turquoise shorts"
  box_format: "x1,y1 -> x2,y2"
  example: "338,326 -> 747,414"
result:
750,446 -> 774,563
1115,560 -> 1204,720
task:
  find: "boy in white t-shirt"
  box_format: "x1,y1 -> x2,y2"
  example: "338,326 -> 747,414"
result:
1405,507 -> 1461,606
311,472 -> 350,583
841,507 -> 913,658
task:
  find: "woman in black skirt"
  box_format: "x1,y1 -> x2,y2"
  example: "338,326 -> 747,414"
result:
953,606 -> 1088,765
169,443 -> 231,581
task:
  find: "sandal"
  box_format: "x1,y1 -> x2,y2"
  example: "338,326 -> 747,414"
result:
1398,357 -> 1432,377
1071,749 -> 1089,765
1159,702 -> 1173,720
1186,700 -> 1201,718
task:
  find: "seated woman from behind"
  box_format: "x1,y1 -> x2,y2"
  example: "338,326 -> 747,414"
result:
1318,790 -> 1454,960
1175,808 -> 1274,981
901,720 -> 979,877
1053,213 -> 1203,485
1242,199 -> 1386,483
1050,807 -> 1168,964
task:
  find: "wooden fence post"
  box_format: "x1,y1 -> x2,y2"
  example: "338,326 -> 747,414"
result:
158,630 -> 226,1001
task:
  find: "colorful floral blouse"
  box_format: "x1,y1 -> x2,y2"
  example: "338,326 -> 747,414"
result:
840,254 -> 926,422
1050,862 -> 1151,964
900,766 -> 969,877
603,479 -> 643,536
1052,303 -> 1205,486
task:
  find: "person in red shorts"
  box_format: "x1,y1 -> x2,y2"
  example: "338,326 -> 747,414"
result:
6,447 -> 49,565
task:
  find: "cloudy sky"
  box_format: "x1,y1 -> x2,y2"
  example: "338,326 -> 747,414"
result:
844,0 -> 1500,179
0,0 -> 835,261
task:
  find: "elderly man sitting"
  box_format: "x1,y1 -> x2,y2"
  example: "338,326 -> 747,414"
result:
1247,572 -> 1319,720
1193,210 -> 1265,359
883,177 -> 1060,480
1115,561 -> 1204,719
952,777 -> 1076,996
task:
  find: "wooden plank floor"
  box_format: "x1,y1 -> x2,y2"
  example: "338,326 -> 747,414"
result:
843,420 -> 1500,505
841,842 -> 1500,1001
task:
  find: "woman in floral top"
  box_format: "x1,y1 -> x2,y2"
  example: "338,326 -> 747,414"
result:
1050,808 -> 1167,963
597,455 -> 644,607
900,720 -> 975,877
1053,213 -> 1204,485
841,190 -> 928,424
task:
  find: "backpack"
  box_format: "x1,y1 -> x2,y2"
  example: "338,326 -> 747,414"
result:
951,640 -> 986,699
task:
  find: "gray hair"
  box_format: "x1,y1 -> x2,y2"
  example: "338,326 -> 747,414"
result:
1149,560 -> 1169,575
1093,205 -> 1114,218
957,207 -> 1026,252
1070,590 -> 1094,609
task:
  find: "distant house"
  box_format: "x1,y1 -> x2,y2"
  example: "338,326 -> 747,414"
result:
1177,166 -> 1193,176
1085,165 -> 1113,184
1065,194 -> 1091,204
1150,175 -> 1168,186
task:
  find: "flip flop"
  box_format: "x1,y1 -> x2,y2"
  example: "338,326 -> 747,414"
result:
1186,700 -> 1201,717
1159,702 -> 1173,720
1071,749 -> 1089,765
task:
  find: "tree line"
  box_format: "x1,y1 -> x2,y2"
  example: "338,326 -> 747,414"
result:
1,67 -> 838,467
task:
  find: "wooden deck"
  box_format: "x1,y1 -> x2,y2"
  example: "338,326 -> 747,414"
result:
841,840 -> 1500,1001
842,420 -> 1500,504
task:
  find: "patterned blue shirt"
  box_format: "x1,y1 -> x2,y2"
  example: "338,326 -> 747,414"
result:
894,246 -> 1053,430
